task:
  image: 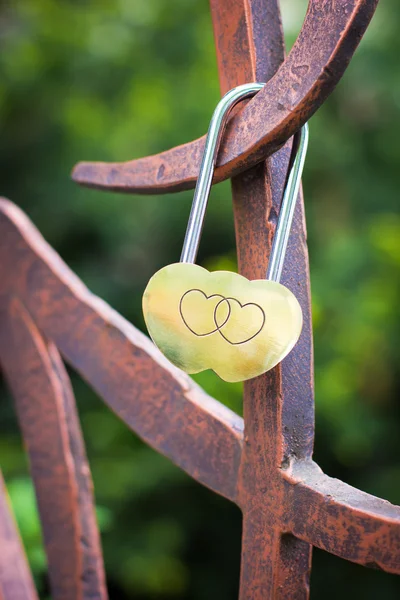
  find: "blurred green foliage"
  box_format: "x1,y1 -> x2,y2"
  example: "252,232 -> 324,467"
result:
0,0 -> 400,598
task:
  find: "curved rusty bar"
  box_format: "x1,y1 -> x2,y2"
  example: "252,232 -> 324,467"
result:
0,199 -> 244,505
0,471 -> 38,600
284,461 -> 400,573
72,0 -> 378,194
0,298 -> 107,600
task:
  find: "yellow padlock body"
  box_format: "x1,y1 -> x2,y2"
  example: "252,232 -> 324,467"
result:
143,263 -> 302,383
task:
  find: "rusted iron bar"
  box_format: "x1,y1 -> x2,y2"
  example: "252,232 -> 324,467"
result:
0,297 -> 107,599
0,199 -> 243,505
285,462 -> 400,572
72,0 -> 378,194
209,0 -> 313,595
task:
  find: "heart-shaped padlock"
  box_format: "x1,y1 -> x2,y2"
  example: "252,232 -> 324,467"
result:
143,83 -> 308,382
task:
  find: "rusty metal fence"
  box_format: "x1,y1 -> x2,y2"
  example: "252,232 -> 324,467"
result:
1,1 -> 399,598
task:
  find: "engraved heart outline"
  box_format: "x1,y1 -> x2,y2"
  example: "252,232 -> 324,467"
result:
179,289 -> 266,345
179,289 -> 231,337
213,296 -> 266,345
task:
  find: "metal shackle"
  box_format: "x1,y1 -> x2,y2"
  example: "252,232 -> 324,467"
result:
179,82 -> 309,283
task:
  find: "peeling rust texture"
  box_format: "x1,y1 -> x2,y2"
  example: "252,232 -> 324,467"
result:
71,0 -> 378,194
0,0 -> 398,599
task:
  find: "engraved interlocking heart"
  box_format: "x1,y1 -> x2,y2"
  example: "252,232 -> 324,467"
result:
143,263 -> 303,382
179,289 -> 266,344
179,290 -> 229,337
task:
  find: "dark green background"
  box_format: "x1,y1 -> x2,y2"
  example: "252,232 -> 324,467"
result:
1,0 -> 400,597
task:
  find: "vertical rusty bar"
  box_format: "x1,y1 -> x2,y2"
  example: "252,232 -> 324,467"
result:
209,1 -> 314,597
0,470 -> 39,600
